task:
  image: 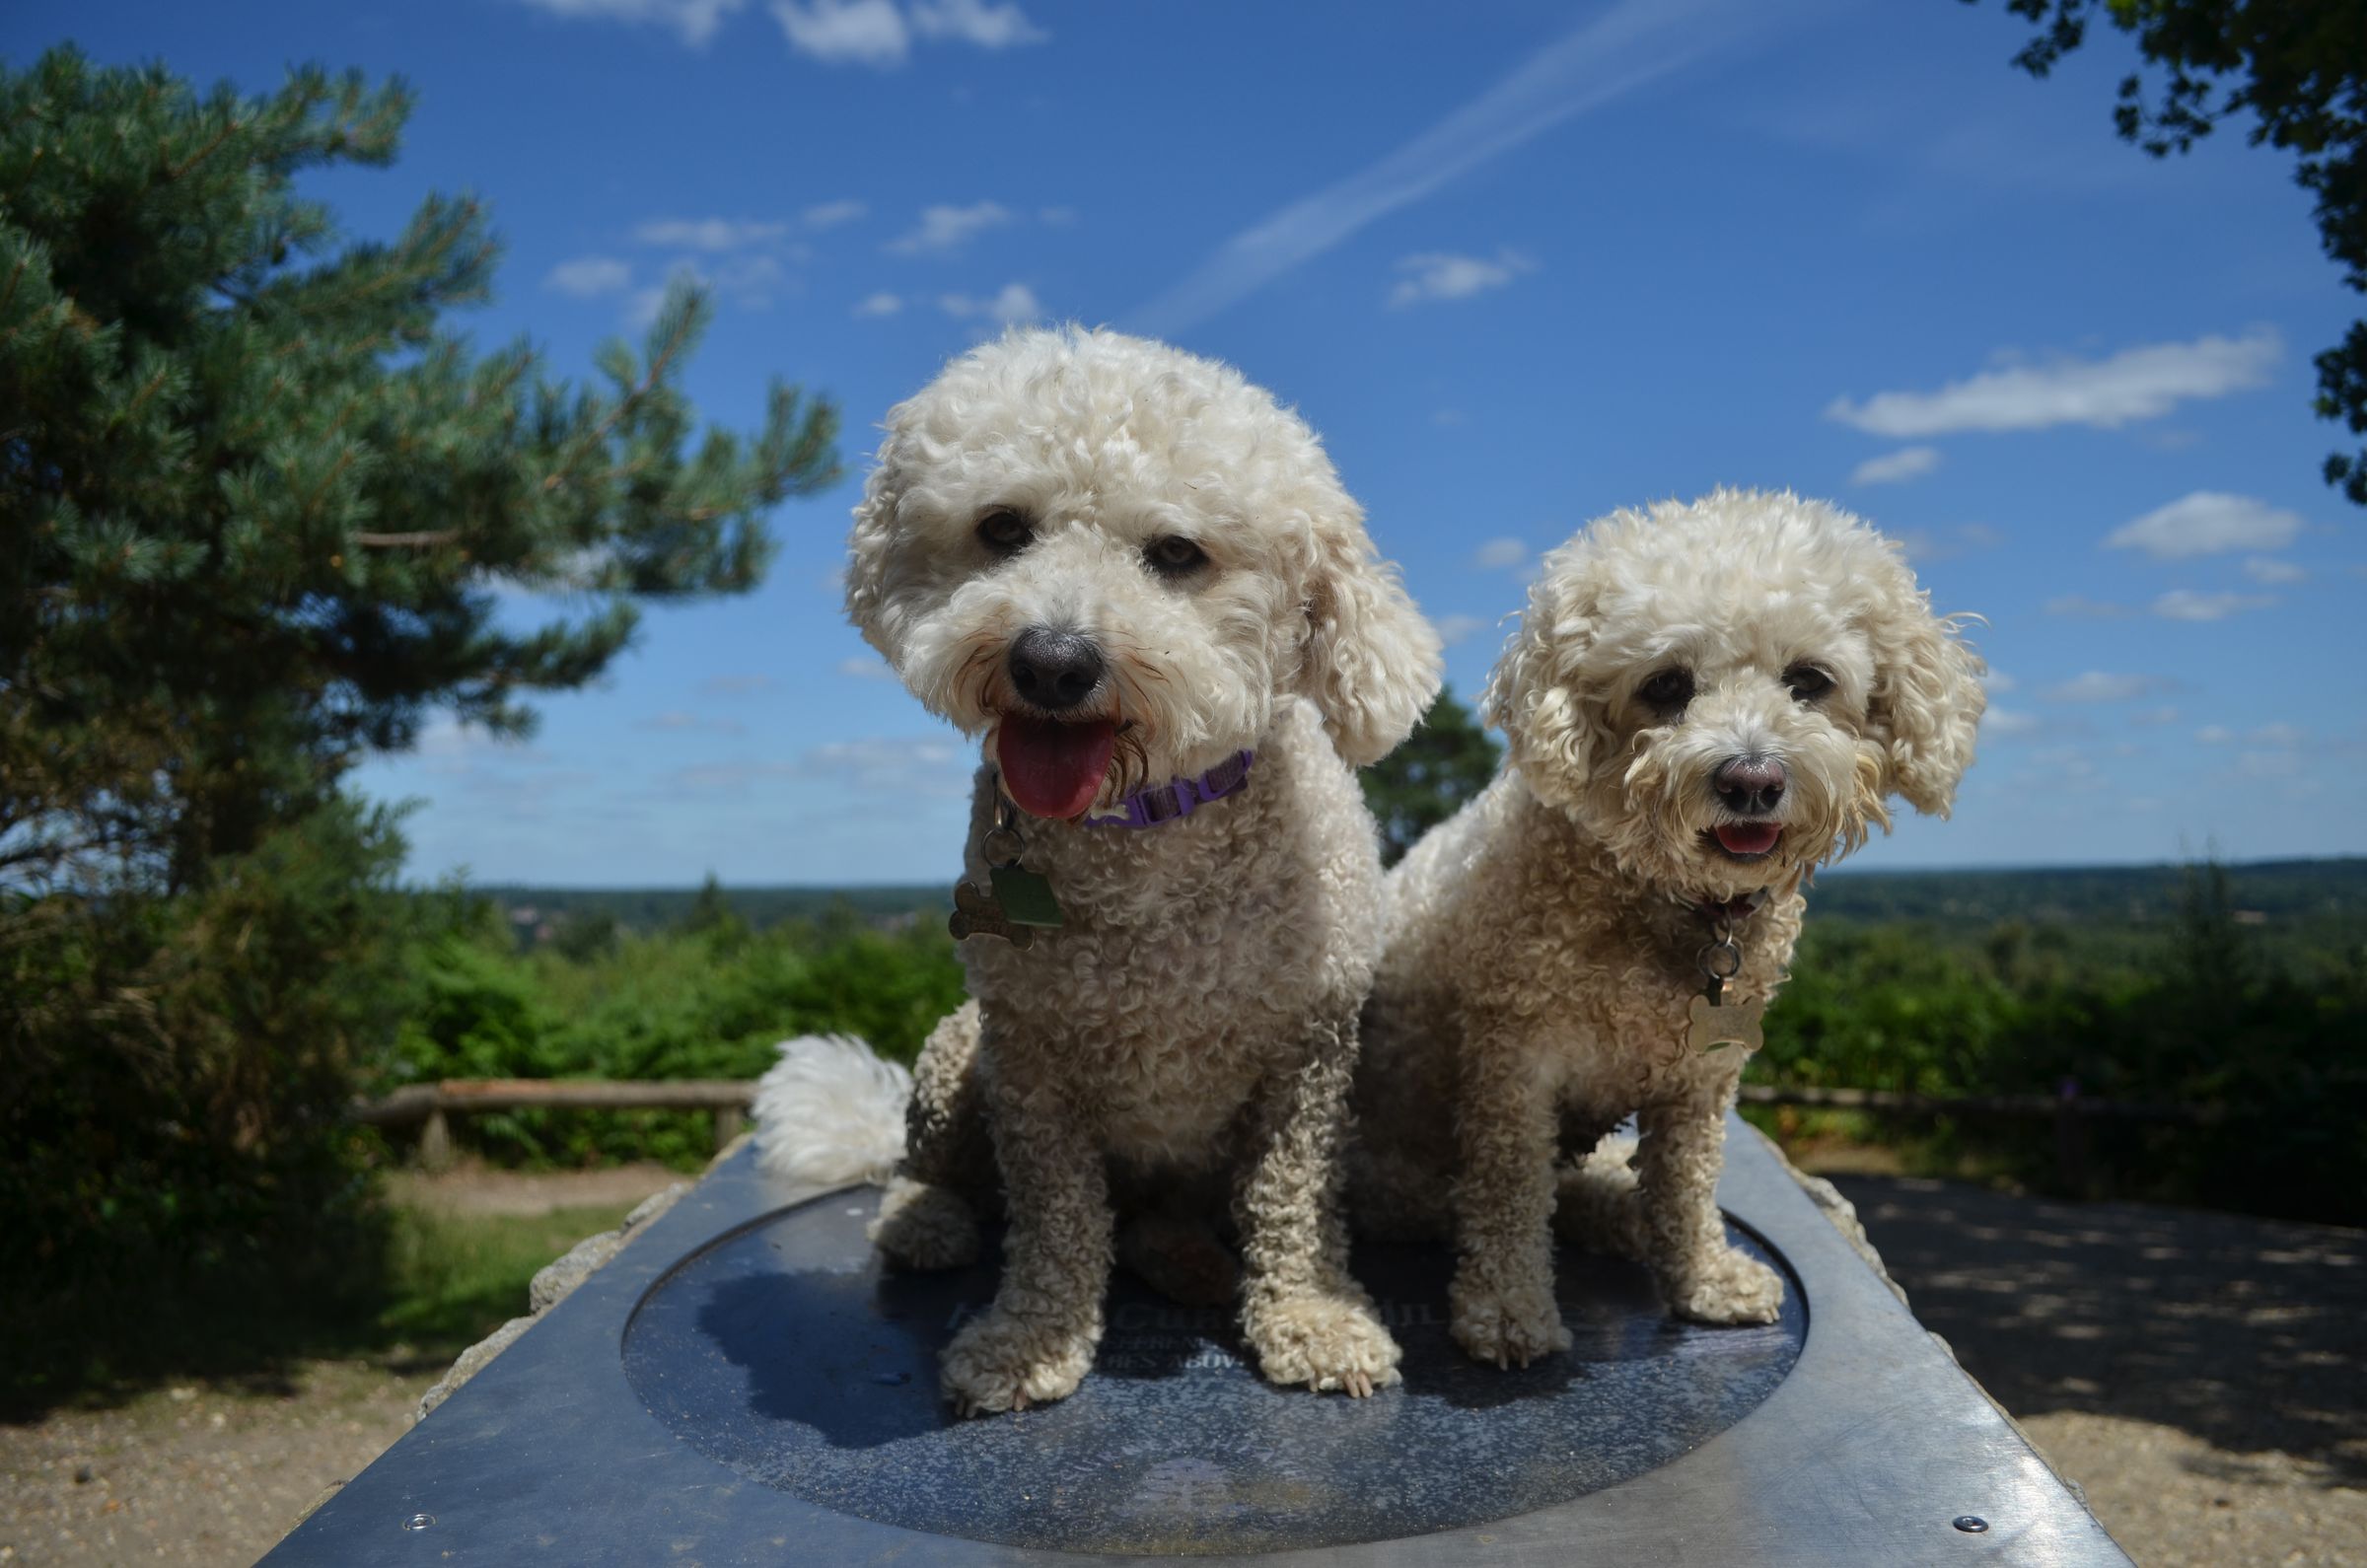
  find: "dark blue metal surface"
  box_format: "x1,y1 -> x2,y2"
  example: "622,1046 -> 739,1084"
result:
261,1122 -> 2132,1566
620,1191 -> 1804,1554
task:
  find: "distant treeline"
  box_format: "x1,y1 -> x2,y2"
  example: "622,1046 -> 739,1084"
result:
478,882 -> 949,946
1804,857 -> 2367,932
484,857 -> 2367,949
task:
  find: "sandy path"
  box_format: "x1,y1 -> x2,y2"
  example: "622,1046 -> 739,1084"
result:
1830,1174 -> 2367,1568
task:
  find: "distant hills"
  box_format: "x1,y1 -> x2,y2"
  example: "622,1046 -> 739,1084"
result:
473,858 -> 2367,944
1804,857 -> 2367,928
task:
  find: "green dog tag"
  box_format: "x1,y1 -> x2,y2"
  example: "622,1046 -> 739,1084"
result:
989,865 -> 1065,928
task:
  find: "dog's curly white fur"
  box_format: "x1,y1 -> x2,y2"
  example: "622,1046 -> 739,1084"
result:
807,326 -> 1440,1415
1352,489 -> 1983,1365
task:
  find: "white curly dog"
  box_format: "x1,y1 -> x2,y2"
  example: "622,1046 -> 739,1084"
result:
757,326 -> 1441,1416
1353,489 -> 1984,1368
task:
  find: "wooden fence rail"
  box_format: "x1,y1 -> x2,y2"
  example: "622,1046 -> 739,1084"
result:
353,1079 -> 757,1170
354,1078 -> 2217,1187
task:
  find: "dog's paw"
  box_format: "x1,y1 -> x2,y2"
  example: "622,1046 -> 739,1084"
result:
1449,1275 -> 1572,1369
1246,1294 -> 1402,1398
1663,1246 -> 1785,1325
868,1176 -> 979,1271
938,1310 -> 1096,1418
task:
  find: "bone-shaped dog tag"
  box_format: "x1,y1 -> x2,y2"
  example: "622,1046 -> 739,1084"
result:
1688,992 -> 1764,1053
948,879 -> 1037,949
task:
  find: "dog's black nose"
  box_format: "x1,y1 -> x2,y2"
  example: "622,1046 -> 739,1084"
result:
1008,627 -> 1105,711
1712,754 -> 1786,816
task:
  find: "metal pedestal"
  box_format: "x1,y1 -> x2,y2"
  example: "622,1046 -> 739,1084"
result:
263,1115 -> 2128,1565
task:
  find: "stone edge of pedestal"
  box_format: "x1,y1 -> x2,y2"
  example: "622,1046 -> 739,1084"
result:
403,1136 -> 746,1426
1744,1121 -> 2092,1513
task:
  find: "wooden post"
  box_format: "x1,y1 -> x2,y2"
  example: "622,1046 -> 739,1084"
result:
713,1105 -> 746,1152
420,1107 -> 454,1172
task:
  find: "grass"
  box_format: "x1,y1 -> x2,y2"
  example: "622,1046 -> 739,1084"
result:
0,1189 -> 643,1421
372,1199 -> 642,1351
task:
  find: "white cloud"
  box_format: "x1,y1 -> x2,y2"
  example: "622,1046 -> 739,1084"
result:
634,710 -> 747,736
2042,672 -> 2172,703
2238,749 -> 2303,779
412,716 -> 557,771
1981,707 -> 2042,738
888,201 -> 1014,255
1982,671 -> 2017,694
907,0 -> 1045,48
545,256 -> 633,297
2044,595 -> 2129,619
624,282 -> 673,329
2194,725 -> 2233,745
853,291 -> 903,318
2251,722 -> 2306,747
1824,328 -> 2279,437
772,0 -> 907,63
2242,555 -> 2306,584
1038,205 -> 1078,227
2106,491 -> 2305,560
1897,523 -> 2002,563
2130,706 -> 2182,727
669,736 -> 969,796
633,217 -> 790,251
1128,0 -> 1773,335
519,0 -> 747,46
802,198 -> 868,230
770,0 -> 1041,65
2151,589 -> 2274,622
836,655 -> 896,680
938,282 -> 1041,324
1435,614 -> 1490,646
1387,249 -> 1536,309
1849,446 -> 1942,486
1472,537 -> 1528,570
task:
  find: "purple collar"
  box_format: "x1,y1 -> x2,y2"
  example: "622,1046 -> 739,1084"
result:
1080,750 -> 1255,829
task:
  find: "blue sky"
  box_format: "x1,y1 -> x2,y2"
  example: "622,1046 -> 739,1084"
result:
13,0 -> 2362,885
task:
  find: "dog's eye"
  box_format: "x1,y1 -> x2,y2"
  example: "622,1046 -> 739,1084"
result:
1784,664 -> 1833,701
1144,535 -> 1208,579
976,508 -> 1033,557
1638,669 -> 1694,714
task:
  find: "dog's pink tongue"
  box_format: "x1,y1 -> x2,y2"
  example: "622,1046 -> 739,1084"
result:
1715,822 -> 1783,855
996,716 -> 1119,820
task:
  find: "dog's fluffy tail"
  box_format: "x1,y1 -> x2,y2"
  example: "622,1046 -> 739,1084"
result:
1553,1137 -> 1650,1259
753,1034 -> 910,1188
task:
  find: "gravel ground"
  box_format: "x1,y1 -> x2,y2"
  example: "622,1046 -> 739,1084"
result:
1829,1173 -> 2367,1568
4,1166 -> 2358,1566
0,1362 -> 431,1568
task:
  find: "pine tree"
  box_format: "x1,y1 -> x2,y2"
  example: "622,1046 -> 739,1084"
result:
1,47 -> 839,893
1360,685 -> 1503,865
0,47 -> 838,1354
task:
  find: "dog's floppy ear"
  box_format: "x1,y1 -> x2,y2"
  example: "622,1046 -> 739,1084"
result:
1297,496 -> 1442,766
842,416 -> 912,662
1483,537 -> 1613,797
1862,553 -> 1986,817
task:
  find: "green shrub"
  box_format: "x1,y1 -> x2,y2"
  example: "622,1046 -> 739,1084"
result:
375,910 -> 964,1167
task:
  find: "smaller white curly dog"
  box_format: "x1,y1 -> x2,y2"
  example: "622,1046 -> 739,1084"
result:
1353,489 -> 1985,1369
758,327 -> 1441,1416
